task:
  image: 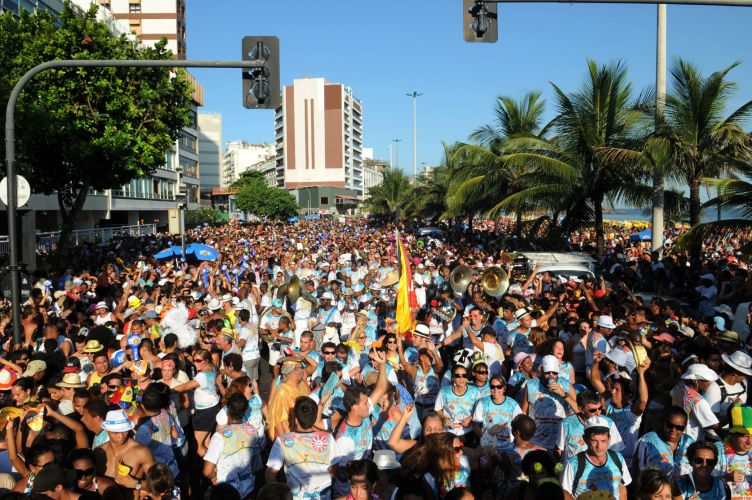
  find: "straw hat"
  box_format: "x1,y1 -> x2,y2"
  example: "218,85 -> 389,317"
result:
56,373 -> 85,389
82,339 -> 104,353
380,270 -> 399,288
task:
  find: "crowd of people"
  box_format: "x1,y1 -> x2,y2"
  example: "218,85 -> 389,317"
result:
0,217 -> 750,500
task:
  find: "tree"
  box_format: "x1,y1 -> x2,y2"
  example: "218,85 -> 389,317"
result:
661,60 -> 752,228
231,169 -> 267,188
364,167 -> 411,219
0,5 -> 193,254
403,163 -> 451,219
184,206 -> 223,228
234,177 -> 298,220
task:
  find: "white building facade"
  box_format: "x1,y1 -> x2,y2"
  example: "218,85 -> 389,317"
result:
221,142 -> 275,187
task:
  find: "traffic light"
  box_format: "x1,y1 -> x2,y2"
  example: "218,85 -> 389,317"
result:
242,36 -> 281,109
463,0 -> 498,43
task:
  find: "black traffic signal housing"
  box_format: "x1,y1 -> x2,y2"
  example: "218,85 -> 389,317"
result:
242,36 -> 281,109
463,0 -> 498,43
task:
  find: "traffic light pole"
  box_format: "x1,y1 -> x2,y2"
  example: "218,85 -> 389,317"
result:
476,0 -> 750,4
4,59 -> 263,345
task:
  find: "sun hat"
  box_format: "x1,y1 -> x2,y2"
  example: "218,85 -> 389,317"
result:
679,325 -> 695,338
222,293 -> 233,303
217,327 -> 236,340
540,355 -> 559,374
321,291 -> 334,300
0,369 -> 17,390
584,416 -> 610,434
83,339 -> 104,353
652,333 -> 675,344
717,330 -> 740,344
722,351 -> 752,376
514,308 -> 530,321
22,360 -> 47,378
605,349 -> 628,367
380,270 -> 399,287
373,449 -> 401,470
208,298 -> 222,311
414,323 -> 431,339
100,408 -> 134,433
715,304 -> 733,316
31,464 -> 77,493
127,295 -> 142,308
271,298 -> 284,308
729,405 -> 752,435
96,301 -> 108,310
682,363 -> 718,382
596,315 -> 616,329
56,373 -> 85,388
514,352 -> 534,369
142,310 -> 158,320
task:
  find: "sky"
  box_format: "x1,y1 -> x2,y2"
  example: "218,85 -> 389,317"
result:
186,1 -> 752,175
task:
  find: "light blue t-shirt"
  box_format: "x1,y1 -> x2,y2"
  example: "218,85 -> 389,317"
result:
435,384 -> 479,436
562,450 -> 631,500
634,431 -> 694,479
472,396 -> 522,452
674,475 -> 728,500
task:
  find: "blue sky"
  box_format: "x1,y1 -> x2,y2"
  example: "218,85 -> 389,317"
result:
187,1 -> 752,174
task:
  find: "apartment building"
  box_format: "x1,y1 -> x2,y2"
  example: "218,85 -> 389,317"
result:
274,78 -> 364,213
221,142 -> 275,187
197,112 -> 223,193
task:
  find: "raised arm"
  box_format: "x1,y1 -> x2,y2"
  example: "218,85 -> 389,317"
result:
368,351 -> 389,405
630,358 -> 651,416
387,404 -> 417,454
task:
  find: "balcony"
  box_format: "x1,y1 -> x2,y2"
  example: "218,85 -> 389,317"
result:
111,190 -> 176,201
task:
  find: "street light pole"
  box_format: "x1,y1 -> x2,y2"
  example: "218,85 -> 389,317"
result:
651,4 -> 667,257
393,139 -> 402,170
406,91 -> 423,179
388,143 -> 393,169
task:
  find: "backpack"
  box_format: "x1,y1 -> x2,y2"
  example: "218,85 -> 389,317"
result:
719,379 -> 747,403
572,449 -> 623,492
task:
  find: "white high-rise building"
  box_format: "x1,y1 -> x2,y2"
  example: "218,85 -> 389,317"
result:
197,113 -> 222,191
221,142 -> 275,187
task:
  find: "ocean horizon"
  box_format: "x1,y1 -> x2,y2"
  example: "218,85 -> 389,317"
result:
604,207 -> 749,224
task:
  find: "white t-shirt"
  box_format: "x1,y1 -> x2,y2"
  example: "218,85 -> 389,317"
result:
705,378 -> 747,416
267,431 -> 339,499
193,370 -> 220,410
686,397 -> 719,441
238,323 -> 260,361
204,426 -> 258,498
478,341 -> 504,376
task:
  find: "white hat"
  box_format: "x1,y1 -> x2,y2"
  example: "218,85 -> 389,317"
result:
722,351 -> 752,376
222,293 -> 233,303
682,363 -> 719,382
95,301 -> 108,310
414,324 -> 431,338
208,298 -> 222,311
101,409 -> 134,433
514,308 -> 530,321
596,315 -> 616,329
715,304 -> 733,316
584,416 -> 610,433
605,349 -> 628,368
679,325 -> 695,338
540,355 -> 559,374
321,291 -> 334,300
373,449 -> 401,470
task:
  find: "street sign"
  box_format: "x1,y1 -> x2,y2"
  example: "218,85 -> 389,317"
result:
0,176 -> 31,208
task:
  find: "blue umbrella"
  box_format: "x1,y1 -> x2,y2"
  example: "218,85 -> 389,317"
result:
288,216 -> 299,223
185,243 -> 219,261
153,246 -> 183,259
629,229 -> 652,242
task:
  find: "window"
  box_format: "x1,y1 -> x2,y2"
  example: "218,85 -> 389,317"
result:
128,3 -> 140,13
320,197 -> 329,205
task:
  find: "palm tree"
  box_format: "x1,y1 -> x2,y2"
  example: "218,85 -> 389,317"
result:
447,92 -> 549,237
403,163 -> 451,219
363,167 -> 411,220
661,60 -> 752,227
493,60 -> 653,256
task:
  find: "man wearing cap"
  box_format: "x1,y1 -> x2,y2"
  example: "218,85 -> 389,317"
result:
560,416 -> 631,500
585,315 -> 617,378
98,408 -> 155,492
714,404 -> 752,485
705,350 -> 751,424
556,390 -> 624,462
56,373 -> 85,416
520,354 -> 577,449
670,363 -> 720,441
314,292 -> 342,337
260,299 -> 294,366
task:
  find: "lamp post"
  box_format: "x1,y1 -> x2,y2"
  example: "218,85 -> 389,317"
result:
651,4 -> 666,257
406,91 -> 422,179
393,139 -> 402,170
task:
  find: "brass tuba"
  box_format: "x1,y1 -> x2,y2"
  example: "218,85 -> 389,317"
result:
449,265 -> 473,295
481,266 -> 510,297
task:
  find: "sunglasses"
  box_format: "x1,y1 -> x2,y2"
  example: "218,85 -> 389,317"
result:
585,407 -> 603,414
108,385 -> 121,390
193,358 -> 204,364
665,422 -> 686,431
453,373 -> 468,379
453,445 -> 464,452
474,370 -> 488,375
76,467 -> 96,478
33,458 -> 57,468
692,457 -> 717,466
323,351 -> 335,355
490,384 -> 504,389
387,340 -> 396,344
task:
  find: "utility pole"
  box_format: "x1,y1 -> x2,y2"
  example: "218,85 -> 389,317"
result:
406,91 -> 423,179
652,4 -> 667,257
393,139 -> 402,170
388,143 -> 393,169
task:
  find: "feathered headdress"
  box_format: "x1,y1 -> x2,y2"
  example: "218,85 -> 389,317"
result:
159,303 -> 198,348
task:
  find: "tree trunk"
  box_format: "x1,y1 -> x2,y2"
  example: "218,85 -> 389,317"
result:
56,180 -> 91,260
515,210 -> 522,239
689,176 -> 702,227
594,195 -> 605,258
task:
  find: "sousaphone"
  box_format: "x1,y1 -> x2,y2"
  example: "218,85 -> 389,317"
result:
481,266 -> 509,297
450,265 -> 473,294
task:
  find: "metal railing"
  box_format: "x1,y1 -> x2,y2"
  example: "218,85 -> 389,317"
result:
0,223 -> 157,254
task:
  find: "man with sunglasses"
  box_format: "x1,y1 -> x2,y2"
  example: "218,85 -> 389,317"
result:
634,406 -> 693,479
555,390 -> 624,461
713,404 -> 752,486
